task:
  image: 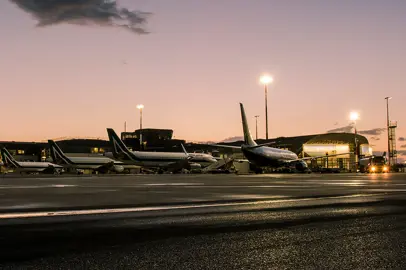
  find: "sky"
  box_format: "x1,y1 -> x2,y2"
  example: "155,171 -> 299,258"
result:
0,0 -> 405,155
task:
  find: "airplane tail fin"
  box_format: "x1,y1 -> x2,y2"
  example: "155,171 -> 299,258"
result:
0,148 -> 20,168
106,128 -> 138,161
48,140 -> 74,165
240,103 -> 257,146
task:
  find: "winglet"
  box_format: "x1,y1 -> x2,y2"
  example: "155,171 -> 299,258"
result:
180,143 -> 192,160
181,143 -> 188,156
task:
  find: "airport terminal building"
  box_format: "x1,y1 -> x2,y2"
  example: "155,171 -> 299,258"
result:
199,133 -> 370,172
0,129 -> 370,172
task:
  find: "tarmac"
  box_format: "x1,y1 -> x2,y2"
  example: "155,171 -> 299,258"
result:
0,173 -> 406,268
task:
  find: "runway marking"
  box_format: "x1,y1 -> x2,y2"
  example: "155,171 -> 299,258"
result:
368,189 -> 406,192
220,195 -> 287,200
0,185 -> 77,189
0,193 -> 381,220
183,185 -> 321,188
51,185 -> 77,188
144,183 -> 204,186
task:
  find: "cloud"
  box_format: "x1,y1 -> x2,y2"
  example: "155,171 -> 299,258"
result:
399,137 -> 406,141
370,136 -> 380,141
358,128 -> 386,136
401,144 -> 406,149
327,125 -> 353,133
397,150 -> 406,156
10,0 -> 150,34
221,136 -> 244,143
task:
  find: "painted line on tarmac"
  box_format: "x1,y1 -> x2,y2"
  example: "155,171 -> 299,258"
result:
183,185 -> 319,188
144,183 -> 204,186
220,195 -> 287,200
0,193 -> 381,220
0,185 -> 77,189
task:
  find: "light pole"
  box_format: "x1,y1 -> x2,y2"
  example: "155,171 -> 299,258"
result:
254,115 -> 259,140
260,74 -> 273,140
385,97 -> 392,166
350,111 -> 359,172
137,104 -> 144,149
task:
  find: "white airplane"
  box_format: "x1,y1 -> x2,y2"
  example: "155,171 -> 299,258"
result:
212,103 -> 350,172
1,147 -> 63,174
48,140 -> 138,174
106,128 -> 217,172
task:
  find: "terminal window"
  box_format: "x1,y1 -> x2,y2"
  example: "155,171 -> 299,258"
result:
90,148 -> 105,154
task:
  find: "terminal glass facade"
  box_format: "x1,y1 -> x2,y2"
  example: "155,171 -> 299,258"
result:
303,144 -> 352,171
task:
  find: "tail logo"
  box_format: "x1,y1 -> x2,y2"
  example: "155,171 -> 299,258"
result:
49,142 -> 73,165
1,149 -> 20,168
107,128 -> 140,162
111,136 -> 134,161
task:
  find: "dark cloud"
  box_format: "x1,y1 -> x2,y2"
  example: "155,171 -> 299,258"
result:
397,150 -> 406,156
399,137 -> 406,141
10,0 -> 150,34
358,128 -> 386,136
370,136 -> 380,141
327,125 -> 388,137
327,125 -> 353,133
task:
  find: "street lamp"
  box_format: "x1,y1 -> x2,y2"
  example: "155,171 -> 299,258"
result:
385,97 -> 392,166
259,74 -> 273,140
136,104 -> 144,129
350,111 -> 359,172
254,115 -> 260,140
350,111 -> 359,122
137,104 -> 144,149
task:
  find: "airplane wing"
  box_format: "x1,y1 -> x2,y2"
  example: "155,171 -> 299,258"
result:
94,161 -> 115,173
245,142 -> 276,149
209,144 -> 241,150
210,142 -> 274,150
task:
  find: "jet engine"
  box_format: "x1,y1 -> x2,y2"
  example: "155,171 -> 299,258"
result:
190,163 -> 202,170
113,165 -> 125,173
290,160 -> 309,172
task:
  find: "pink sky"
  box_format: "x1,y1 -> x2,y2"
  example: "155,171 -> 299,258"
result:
0,0 -> 405,153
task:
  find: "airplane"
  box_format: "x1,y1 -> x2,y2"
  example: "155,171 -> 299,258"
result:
48,140 -> 139,174
211,103 -> 350,173
106,128 -> 218,173
0,147 -> 63,174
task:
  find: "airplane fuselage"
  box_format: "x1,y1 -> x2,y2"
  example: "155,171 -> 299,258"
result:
108,151 -> 216,169
241,145 -> 306,169
129,152 -> 215,169
10,162 -> 62,173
